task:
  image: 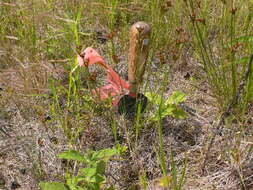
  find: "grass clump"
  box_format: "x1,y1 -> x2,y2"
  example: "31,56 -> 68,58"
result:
185,0 -> 253,112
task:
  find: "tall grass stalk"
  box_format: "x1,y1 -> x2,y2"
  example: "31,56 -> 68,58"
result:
67,3 -> 84,107
170,151 -> 188,190
155,70 -> 171,183
185,0 -> 252,111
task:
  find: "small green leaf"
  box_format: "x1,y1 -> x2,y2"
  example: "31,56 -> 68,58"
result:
171,108 -> 188,119
97,148 -> 118,160
116,144 -> 127,155
39,182 -> 68,190
162,104 -> 176,116
96,160 -> 106,175
165,91 -> 186,105
94,174 -> 105,184
151,115 -> 161,121
89,148 -> 118,162
151,103 -> 188,121
151,106 -> 173,121
81,168 -> 97,178
74,175 -> 86,184
145,92 -> 164,106
58,150 -> 86,162
66,177 -> 76,189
